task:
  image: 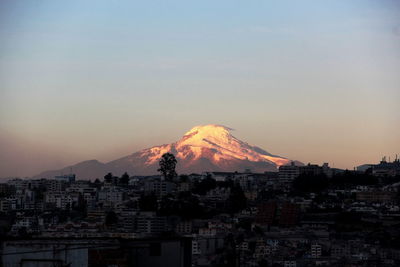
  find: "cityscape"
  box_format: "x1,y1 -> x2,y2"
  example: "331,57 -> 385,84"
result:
1,149 -> 400,266
1,1 -> 400,267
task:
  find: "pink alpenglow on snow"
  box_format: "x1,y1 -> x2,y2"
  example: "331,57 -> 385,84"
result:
36,124 -> 297,179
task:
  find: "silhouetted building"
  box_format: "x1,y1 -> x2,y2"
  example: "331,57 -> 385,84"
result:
256,202 -> 277,226
356,191 -> 397,203
279,162 -> 300,181
1,237 -> 192,267
55,174 -> 76,183
144,178 -> 176,196
299,164 -> 324,176
279,202 -> 300,227
372,157 -> 400,177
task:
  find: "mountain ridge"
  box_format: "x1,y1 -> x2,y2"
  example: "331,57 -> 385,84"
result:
34,124 -> 298,179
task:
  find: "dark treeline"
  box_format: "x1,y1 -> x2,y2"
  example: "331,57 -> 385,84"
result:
292,170 -> 400,194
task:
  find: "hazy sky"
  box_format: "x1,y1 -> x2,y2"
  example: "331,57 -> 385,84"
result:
0,0 -> 399,177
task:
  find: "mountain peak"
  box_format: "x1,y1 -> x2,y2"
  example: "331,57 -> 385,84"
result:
175,124 -> 290,167
179,124 -> 234,146
184,124 -> 233,136
35,124 -> 297,178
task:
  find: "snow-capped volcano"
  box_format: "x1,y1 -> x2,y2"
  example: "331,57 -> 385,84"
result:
141,124 -> 290,168
35,124 -> 295,179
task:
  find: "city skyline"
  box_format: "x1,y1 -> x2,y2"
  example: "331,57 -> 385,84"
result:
1,0 -> 400,177
1,122 -> 399,178
1,2 -> 400,266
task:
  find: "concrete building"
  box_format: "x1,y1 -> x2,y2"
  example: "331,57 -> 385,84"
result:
299,164 -> 324,176
176,221 -> 193,235
55,174 -> 76,183
279,162 -> 300,182
45,192 -> 80,210
278,162 -> 300,190
256,202 -> 277,226
372,158 -> 400,177
98,187 -> 126,206
135,212 -> 167,235
356,191 -> 397,203
1,237 -> 192,267
45,179 -> 67,192
279,202 -> 300,227
144,179 -> 176,196
311,243 -> 322,258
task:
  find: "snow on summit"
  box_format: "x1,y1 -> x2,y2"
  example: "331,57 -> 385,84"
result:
35,124 -> 295,178
138,124 -> 291,172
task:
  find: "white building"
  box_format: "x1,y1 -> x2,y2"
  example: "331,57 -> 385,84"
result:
192,240 -> 201,255
98,187 -> 126,205
135,212 -> 167,234
45,192 -> 79,209
175,221 -> 192,235
311,243 -> 322,258
144,179 -> 176,196
284,260 -> 297,267
278,162 -> 300,182
198,228 -> 217,237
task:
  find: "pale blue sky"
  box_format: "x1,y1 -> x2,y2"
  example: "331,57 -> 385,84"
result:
0,0 -> 399,176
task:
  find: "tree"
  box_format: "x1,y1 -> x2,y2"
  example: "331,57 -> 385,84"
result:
139,194 -> 158,211
72,194 -> 87,215
119,172 -> 130,185
93,178 -> 102,189
18,227 -> 30,238
158,153 -> 177,181
179,175 -> 189,182
237,217 -> 253,231
105,211 -> 118,226
33,185 -> 46,202
104,172 -> 113,183
158,192 -> 204,219
293,173 -> 329,194
226,184 -> 247,214
192,175 -> 217,195
330,171 -> 379,187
